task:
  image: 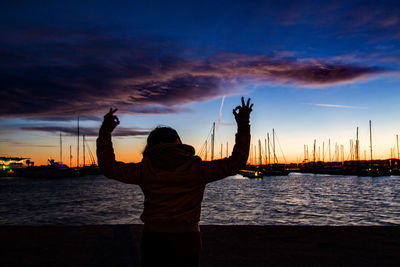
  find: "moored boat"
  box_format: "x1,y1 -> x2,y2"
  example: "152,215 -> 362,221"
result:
238,169 -> 263,178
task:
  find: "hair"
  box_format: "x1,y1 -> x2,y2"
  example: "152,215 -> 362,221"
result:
143,126 -> 181,155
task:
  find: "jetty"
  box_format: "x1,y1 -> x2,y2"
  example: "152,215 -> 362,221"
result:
1,224 -> 399,267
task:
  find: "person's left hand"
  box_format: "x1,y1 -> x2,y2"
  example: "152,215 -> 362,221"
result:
100,108 -> 120,133
233,97 -> 253,125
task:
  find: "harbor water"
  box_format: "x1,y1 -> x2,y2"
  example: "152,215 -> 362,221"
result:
1,173 -> 399,225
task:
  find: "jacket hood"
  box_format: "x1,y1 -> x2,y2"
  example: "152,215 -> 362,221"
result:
144,143 -> 195,170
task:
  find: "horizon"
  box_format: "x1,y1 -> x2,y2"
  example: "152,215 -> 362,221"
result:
1,0 -> 400,166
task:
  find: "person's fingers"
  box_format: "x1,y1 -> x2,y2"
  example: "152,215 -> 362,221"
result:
233,106 -> 240,115
112,108 -> 118,114
241,97 -> 245,107
246,98 -> 250,107
250,103 -> 254,110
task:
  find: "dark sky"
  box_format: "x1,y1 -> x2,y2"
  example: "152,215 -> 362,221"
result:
1,0 -> 398,118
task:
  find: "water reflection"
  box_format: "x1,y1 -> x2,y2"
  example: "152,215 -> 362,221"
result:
0,174 -> 399,225
202,173 -> 400,225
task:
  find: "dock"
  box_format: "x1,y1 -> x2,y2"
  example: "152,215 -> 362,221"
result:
1,224 -> 399,266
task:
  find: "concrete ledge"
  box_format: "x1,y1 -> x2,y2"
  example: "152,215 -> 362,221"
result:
1,225 -> 399,266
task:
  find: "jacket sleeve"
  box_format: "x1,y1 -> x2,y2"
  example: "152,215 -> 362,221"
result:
201,122 -> 250,183
96,130 -> 141,184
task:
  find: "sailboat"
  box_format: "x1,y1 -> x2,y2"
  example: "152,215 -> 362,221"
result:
18,118 -> 99,178
261,129 -> 289,176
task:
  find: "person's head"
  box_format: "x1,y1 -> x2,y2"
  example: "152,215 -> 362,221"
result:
143,126 -> 181,155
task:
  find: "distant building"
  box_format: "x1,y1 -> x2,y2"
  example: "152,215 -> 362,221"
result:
0,157 -> 30,174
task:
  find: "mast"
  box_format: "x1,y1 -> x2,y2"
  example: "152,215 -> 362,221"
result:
357,127 -> 360,160
77,116 -> 80,168
253,144 -> 256,165
60,132 -> 62,164
83,135 -> 86,167
318,146 -> 320,161
313,139 -> 316,163
329,139 -> 331,162
350,140 -> 353,160
205,140 -> 207,160
226,142 -> 228,157
211,122 -> 215,161
335,142 -> 338,161
340,145 -> 343,163
69,145 -> 72,167
264,139 -> 267,165
356,127 -> 359,161
397,134 -> 399,160
258,139 -> 262,166
272,129 -> 277,164
249,145 -> 252,165
369,120 -> 373,167
322,142 -> 324,162
220,143 -> 223,159
267,133 -> 271,165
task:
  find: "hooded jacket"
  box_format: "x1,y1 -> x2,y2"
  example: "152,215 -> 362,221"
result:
96,122 -> 250,232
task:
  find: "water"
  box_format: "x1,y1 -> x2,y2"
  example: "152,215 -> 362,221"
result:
1,173 -> 399,225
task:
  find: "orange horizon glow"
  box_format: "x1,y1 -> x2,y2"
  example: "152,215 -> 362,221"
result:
3,142 -> 399,167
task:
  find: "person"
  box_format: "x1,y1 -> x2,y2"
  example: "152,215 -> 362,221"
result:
97,97 -> 253,267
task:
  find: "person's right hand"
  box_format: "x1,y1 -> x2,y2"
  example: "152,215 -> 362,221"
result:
100,108 -> 120,133
233,97 -> 253,124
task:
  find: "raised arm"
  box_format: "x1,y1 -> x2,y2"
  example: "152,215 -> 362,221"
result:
201,97 -> 252,183
96,108 -> 141,184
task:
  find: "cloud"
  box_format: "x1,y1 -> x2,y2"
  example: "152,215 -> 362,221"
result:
25,116 -> 102,122
346,2 -> 400,29
0,27 -> 390,118
0,138 -> 56,147
19,126 -> 150,137
307,103 -> 361,109
334,1 -> 400,43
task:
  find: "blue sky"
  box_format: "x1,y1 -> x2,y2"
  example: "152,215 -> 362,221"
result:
1,0 -> 399,165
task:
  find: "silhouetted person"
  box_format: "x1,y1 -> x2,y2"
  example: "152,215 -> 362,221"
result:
97,97 -> 253,267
